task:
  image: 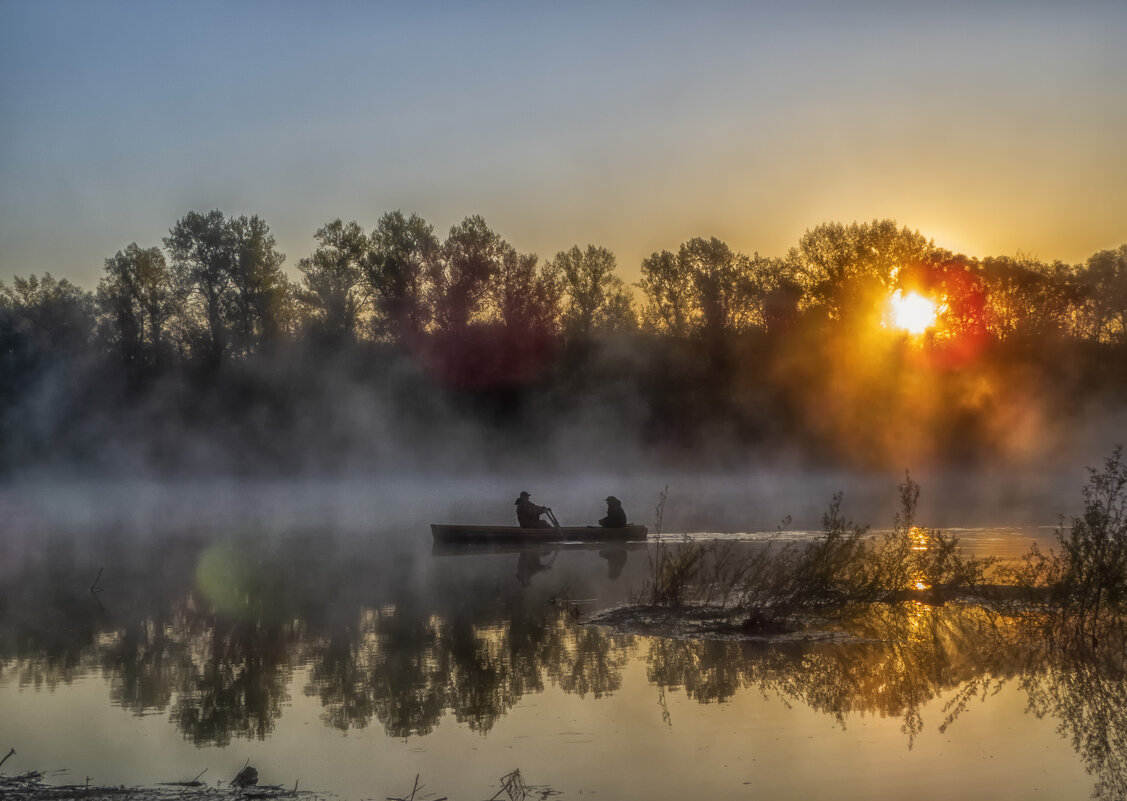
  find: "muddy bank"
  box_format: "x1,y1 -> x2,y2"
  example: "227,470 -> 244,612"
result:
585,585 -> 1049,643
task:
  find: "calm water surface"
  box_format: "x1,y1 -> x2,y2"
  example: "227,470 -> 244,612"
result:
0,485 -> 1121,801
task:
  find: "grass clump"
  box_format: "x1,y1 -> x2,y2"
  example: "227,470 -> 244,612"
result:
639,473 -> 997,628
638,448 -> 1126,639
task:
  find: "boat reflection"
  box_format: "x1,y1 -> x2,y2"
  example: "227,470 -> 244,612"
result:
433,540 -> 642,587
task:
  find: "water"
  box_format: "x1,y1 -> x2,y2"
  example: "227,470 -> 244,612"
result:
0,481 -> 1119,800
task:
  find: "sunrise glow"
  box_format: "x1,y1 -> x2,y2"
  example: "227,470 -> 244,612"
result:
889,291 -> 939,335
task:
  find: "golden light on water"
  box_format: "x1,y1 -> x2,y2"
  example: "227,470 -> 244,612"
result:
910,526 -> 931,591
889,290 -> 939,335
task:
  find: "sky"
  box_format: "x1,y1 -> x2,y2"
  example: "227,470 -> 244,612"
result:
2,0 -> 1125,289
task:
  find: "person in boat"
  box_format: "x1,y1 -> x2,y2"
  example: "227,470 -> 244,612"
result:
599,496 -> 627,528
515,491 -> 553,528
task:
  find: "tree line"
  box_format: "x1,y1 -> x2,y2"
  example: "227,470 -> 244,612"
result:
1,211 -> 1125,474
5,212 -> 1126,362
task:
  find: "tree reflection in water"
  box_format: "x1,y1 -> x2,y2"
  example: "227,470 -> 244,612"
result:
1,535 -> 1124,799
303,598 -> 633,737
169,616 -> 295,746
644,602 -> 1011,741
644,603 -> 1126,800
1019,622 -> 1126,801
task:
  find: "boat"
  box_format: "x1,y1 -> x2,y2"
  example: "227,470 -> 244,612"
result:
430,523 -> 648,544
431,539 -> 648,557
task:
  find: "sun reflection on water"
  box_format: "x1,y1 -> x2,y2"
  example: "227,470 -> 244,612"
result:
910,526 -> 931,590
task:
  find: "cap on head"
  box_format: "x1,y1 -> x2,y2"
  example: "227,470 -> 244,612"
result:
606,496 -> 620,503
520,491 -> 530,498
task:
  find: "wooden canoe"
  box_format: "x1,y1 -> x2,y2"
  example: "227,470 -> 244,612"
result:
431,540 -> 648,557
431,523 -> 648,543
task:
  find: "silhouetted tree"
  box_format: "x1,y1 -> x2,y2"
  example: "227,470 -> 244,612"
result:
685,237 -> 751,342
0,273 -> 96,354
165,210 -> 287,363
789,219 -> 941,323
548,245 -> 636,340
637,249 -> 693,336
489,247 -> 558,334
922,255 -> 988,343
229,215 -> 289,353
638,237 -> 778,345
165,210 -> 236,364
1081,245 -> 1127,344
366,211 -> 439,341
430,215 -> 506,333
297,219 -> 370,342
96,244 -> 176,369
979,255 -> 1082,341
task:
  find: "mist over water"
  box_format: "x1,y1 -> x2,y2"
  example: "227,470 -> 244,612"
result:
2,457 -> 1094,542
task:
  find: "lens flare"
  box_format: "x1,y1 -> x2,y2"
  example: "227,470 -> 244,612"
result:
889,290 -> 938,334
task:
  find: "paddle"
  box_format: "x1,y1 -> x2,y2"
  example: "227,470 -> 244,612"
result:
545,507 -> 561,529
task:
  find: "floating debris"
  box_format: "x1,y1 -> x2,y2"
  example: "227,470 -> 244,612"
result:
0,768 -> 314,801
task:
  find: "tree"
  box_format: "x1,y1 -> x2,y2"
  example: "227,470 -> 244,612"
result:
165,210 -> 287,363
489,246 -> 560,336
637,237 -> 769,340
165,210 -> 236,364
789,220 -> 941,322
0,273 -> 96,354
637,249 -> 694,337
430,216 -> 506,333
0,274 -> 97,419
228,215 -> 288,353
97,244 -> 176,368
920,255 -> 988,342
366,211 -> 439,341
548,245 -> 636,340
297,219 -> 370,342
1081,245 -> 1127,344
680,237 -> 753,343
979,255 -> 1083,341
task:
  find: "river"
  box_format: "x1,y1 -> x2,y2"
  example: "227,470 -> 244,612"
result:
0,475 -> 1121,800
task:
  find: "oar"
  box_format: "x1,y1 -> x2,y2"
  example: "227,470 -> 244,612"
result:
546,508 -> 561,528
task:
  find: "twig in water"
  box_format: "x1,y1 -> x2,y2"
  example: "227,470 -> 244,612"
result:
161,768 -> 207,787
387,773 -> 420,801
229,759 -> 250,788
385,773 -> 448,801
161,767 -> 208,794
491,769 -> 530,801
548,583 -> 571,603
90,567 -> 104,595
0,747 -> 14,771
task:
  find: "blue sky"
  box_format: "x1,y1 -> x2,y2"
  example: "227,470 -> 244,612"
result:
2,1 -> 1125,288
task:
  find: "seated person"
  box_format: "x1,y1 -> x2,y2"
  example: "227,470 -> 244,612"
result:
515,491 -> 553,528
599,496 -> 628,528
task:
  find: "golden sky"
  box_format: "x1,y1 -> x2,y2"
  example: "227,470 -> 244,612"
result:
2,1 -> 1125,287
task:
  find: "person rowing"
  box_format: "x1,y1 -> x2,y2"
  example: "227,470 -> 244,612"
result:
515,491 -> 555,528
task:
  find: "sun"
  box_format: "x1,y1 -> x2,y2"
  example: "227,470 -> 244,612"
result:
889,290 -> 939,335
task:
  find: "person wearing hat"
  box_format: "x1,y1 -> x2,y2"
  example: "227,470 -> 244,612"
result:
515,491 -> 553,528
599,496 -> 627,528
